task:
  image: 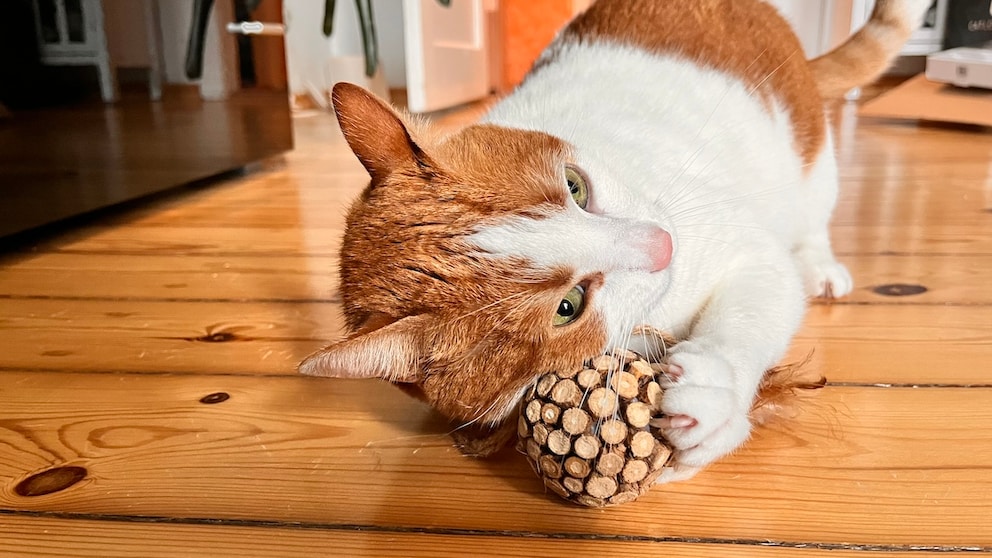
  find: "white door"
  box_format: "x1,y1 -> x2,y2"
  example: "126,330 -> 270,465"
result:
402,0 -> 490,113
765,0 -> 833,57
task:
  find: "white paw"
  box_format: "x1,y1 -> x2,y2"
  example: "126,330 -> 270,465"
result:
805,259 -> 852,299
796,248 -> 853,298
652,349 -> 753,480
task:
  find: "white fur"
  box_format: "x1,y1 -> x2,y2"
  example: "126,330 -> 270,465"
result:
477,41 -> 839,480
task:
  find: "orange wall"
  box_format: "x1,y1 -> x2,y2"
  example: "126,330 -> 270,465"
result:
498,0 -> 573,90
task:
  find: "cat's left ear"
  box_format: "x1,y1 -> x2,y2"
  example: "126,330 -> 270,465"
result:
331,82 -> 430,183
297,315 -> 429,383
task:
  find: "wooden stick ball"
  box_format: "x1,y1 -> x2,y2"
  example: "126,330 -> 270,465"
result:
516,349 -> 674,507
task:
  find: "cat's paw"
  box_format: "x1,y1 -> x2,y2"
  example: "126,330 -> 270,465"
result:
652,349 -> 753,479
805,259 -> 852,299
796,248 -> 853,298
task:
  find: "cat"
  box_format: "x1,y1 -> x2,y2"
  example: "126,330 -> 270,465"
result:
300,0 -> 931,482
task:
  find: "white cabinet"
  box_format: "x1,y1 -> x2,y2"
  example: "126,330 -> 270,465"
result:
31,0 -> 118,101
402,0 -> 490,112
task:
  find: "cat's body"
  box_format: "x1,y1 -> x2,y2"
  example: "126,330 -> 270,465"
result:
302,0 -> 930,481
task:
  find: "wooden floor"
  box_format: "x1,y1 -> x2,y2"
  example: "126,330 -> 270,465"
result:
1,95 -> 991,557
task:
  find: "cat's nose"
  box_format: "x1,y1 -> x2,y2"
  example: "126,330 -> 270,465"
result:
644,227 -> 673,272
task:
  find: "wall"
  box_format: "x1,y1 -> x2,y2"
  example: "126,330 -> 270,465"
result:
498,0 -> 572,90
103,0 -> 151,68
373,1 -> 407,89
766,0 -> 830,57
283,0 -> 388,104
766,0 -> 858,57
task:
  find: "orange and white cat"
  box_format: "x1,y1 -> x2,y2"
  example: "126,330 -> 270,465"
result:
301,0 -> 930,481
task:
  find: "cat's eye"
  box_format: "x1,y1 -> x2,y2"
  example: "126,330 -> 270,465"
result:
553,285 -> 586,326
565,166 -> 589,210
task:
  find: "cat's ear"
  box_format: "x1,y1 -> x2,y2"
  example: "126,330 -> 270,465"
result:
331,82 -> 429,183
298,314 -> 429,383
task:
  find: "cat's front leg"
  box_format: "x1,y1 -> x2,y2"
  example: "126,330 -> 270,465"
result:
654,253 -> 806,483
653,346 -> 749,482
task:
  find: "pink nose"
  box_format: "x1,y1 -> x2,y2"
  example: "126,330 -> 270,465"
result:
645,227 -> 673,272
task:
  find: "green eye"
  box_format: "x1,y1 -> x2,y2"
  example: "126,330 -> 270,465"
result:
565,166 -> 589,209
554,285 -> 586,326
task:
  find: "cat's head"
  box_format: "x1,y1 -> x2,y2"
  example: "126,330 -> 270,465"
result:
299,84 -> 674,427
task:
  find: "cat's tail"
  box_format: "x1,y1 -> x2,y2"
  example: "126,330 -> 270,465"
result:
807,0 -> 932,99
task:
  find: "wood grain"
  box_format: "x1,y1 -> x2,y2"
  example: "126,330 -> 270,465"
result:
836,253 -> 992,304
17,226 -> 344,257
833,182 -> 992,226
0,515 -> 970,558
830,224 -> 992,256
0,253 -> 339,301
1,298 -> 988,384
789,304 -> 992,385
0,370 -> 989,547
0,299 -> 340,375
3,252 -> 990,305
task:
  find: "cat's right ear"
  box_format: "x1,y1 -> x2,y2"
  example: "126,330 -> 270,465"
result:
331,82 -> 429,183
297,314 -> 429,384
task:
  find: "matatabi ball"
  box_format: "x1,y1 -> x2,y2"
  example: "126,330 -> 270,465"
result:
516,349 -> 674,507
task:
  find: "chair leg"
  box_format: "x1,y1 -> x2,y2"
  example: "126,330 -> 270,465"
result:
184,0 -> 215,80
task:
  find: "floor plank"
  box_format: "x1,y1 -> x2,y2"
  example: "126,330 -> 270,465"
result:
832,179 -> 992,226
0,253 -> 339,301
836,253 -> 992,304
0,299 -> 339,375
1,299 -> 989,384
2,252 -> 990,305
1,371 -> 989,547
789,303 -> 992,385
0,515 -> 972,557
830,224 -> 992,255
18,226 -> 344,257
